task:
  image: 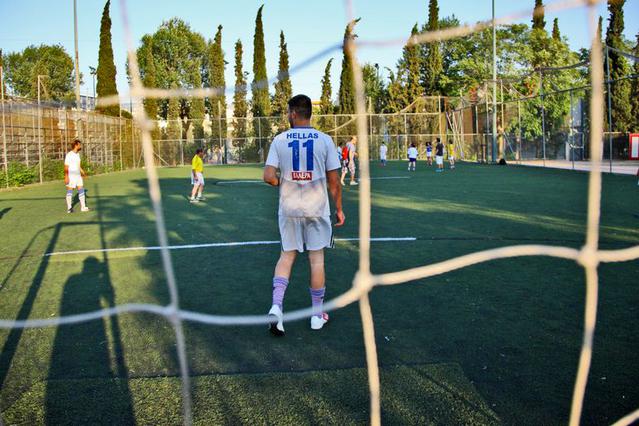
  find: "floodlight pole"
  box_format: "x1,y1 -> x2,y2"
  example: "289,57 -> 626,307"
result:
491,0 -> 497,163
73,0 -> 81,110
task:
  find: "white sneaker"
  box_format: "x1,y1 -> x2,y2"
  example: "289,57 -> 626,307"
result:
349,181 -> 358,186
189,198 -> 199,203
81,207 -> 91,212
196,196 -> 205,201
67,208 -> 73,214
310,313 -> 329,330
268,305 -> 285,336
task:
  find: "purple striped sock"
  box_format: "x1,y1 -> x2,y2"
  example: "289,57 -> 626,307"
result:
310,287 -> 325,318
272,277 -> 288,309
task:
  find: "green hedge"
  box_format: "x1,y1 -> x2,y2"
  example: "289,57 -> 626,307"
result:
0,158 -> 118,188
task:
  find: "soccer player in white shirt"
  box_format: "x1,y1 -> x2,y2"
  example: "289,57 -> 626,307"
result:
407,143 -> 418,171
64,140 -> 90,213
263,94 -> 345,335
379,141 -> 388,166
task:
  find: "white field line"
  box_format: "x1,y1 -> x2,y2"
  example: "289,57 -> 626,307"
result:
216,176 -> 409,185
44,237 -> 417,257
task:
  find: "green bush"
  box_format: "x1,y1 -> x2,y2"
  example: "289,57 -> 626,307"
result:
0,162 -> 38,187
42,158 -> 65,181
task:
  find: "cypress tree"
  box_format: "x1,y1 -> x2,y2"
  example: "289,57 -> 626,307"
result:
252,5 -> 270,118
319,58 -> 334,115
209,25 -> 227,139
190,61 -> 206,140
96,0 -> 119,116
421,0 -> 442,95
552,18 -> 561,41
631,33 -> 639,131
338,19 -> 359,114
233,40 -> 248,140
273,31 -> 292,119
405,24 -> 422,102
532,0 -> 546,31
605,0 -> 632,132
142,41 -> 158,120
252,5 -> 270,149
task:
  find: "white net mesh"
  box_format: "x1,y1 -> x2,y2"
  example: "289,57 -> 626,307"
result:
1,0 -> 639,425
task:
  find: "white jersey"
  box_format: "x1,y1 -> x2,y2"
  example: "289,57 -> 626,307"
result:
408,147 -> 418,159
266,127 -> 340,218
64,151 -> 81,175
379,144 -> 388,159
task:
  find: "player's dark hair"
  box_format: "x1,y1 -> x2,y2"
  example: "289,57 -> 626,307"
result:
436,137 -> 440,143
196,148 -> 203,154
72,139 -> 81,148
288,94 -> 312,119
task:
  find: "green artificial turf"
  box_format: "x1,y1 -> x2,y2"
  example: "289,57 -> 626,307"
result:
0,161 -> 637,425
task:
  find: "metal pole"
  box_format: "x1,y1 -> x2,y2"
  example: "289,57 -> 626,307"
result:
474,104 -> 479,162
73,0 -> 81,110
540,71 -> 547,167
517,98 -> 522,163
570,89 -> 575,170
500,79 -> 504,159
484,83 -> 490,162
119,110 -> 123,170
491,0 -> 497,163
605,46 -> 613,173
37,76 -> 43,183
103,117 -> 107,168
217,100 -> 223,163
1,65 -> 8,187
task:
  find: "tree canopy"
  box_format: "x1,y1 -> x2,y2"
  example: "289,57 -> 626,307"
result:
3,44 -> 76,102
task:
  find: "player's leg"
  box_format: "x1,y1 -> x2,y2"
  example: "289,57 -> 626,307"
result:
349,161 -> 358,185
65,186 -> 73,213
308,249 -> 329,330
340,162 -> 347,185
268,249 -> 296,336
190,182 -> 200,202
196,173 -> 205,200
77,185 -> 90,211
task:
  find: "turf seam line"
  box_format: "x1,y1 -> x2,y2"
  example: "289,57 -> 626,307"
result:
42,237 -> 417,257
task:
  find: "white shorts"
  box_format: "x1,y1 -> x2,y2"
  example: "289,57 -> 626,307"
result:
449,155 -> 455,161
66,174 -> 84,189
279,216 -> 333,253
435,156 -> 443,165
426,152 -> 432,157
191,172 -> 204,185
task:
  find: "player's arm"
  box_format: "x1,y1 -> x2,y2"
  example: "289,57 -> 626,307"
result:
263,165 -> 279,187
80,166 -> 87,177
326,169 -> 345,226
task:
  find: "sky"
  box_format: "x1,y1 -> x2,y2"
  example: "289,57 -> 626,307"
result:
1,0 -> 637,106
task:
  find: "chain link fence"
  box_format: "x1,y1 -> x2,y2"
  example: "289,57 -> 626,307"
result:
0,99 -> 142,187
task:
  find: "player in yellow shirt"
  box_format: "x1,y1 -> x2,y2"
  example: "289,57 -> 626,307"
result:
448,140 -> 456,170
189,148 -> 205,203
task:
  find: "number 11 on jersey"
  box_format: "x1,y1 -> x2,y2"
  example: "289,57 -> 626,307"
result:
288,139 -> 314,171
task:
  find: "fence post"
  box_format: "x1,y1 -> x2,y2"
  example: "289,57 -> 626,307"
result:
605,46 -> 613,173
540,71 -> 547,167
103,117 -> 108,168
570,89 -> 575,170
37,78 -> 43,184
0,65 -> 8,187
517,98 -> 522,163
484,84 -> 490,163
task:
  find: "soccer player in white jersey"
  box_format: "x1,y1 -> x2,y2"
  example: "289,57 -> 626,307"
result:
263,94 -> 345,335
64,139 -> 90,213
379,141 -> 388,166
407,143 -> 418,171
